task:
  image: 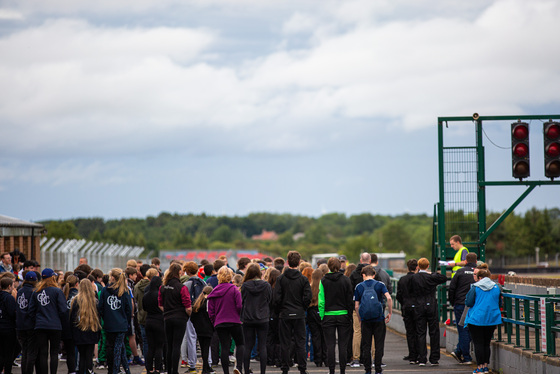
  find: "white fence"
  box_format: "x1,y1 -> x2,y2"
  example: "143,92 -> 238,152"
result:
40,237 -> 144,273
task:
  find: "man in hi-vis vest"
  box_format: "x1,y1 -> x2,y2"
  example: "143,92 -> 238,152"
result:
448,235 -> 469,278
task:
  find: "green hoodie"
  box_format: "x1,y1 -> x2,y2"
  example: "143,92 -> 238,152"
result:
133,278 -> 150,325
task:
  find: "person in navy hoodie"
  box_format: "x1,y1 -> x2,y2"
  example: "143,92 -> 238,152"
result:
159,262 -> 192,374
15,271 -> 38,374
98,268 -> 133,374
28,267 -> 67,374
0,277 -> 17,374
208,266 -> 244,374
70,279 -> 102,374
62,274 -> 79,374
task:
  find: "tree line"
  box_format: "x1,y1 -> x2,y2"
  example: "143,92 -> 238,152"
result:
40,208 -> 560,265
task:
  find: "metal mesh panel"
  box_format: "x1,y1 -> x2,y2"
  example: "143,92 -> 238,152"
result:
443,147 -> 479,242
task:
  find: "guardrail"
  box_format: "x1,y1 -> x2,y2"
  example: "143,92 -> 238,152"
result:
391,276 -> 559,357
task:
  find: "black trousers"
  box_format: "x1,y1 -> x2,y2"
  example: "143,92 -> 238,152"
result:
17,329 -> 38,374
306,307 -> 326,366
210,330 -> 220,366
266,317 -> 281,366
77,344 -> 95,374
164,318 -> 187,374
0,328 -> 16,374
35,329 -> 62,374
469,324 -> 496,365
216,323 -> 244,374
198,336 -> 212,374
145,319 -> 165,372
361,320 -> 386,374
62,338 -> 77,373
415,303 -> 440,364
323,314 -> 352,374
243,322 -> 268,374
279,318 -> 307,373
402,306 -> 418,361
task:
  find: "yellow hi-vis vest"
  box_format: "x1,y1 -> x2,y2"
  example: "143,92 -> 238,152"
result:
451,246 -> 469,278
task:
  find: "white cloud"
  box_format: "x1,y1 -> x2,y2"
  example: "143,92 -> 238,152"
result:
0,0 -> 559,159
0,9 -> 24,20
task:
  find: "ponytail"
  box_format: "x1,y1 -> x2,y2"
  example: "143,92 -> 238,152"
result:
109,268 -> 129,297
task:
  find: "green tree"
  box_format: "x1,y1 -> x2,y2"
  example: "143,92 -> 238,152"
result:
194,231 -> 209,249
211,225 -> 234,243
45,221 -> 80,240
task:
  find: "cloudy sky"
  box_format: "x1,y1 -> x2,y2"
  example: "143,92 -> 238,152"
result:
1,0 -> 559,222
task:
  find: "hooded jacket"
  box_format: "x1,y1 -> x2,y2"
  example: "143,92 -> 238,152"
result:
448,262 -> 476,306
318,271 -> 353,319
241,279 -> 272,324
98,285 -> 132,333
349,263 -> 368,290
190,298 -> 214,337
273,268 -> 312,319
15,282 -> 35,331
134,278 -> 150,325
28,286 -> 67,330
0,290 -> 17,330
464,277 -> 502,327
207,282 -> 242,327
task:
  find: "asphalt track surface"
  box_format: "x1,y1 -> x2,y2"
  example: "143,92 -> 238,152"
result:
11,328 -> 479,374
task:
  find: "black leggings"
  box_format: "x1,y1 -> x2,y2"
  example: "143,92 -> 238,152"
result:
77,344 -> 95,374
199,336 -> 212,374
17,329 -> 38,374
0,328 -> 16,374
164,318 -> 187,374
145,319 -> 165,372
35,329 -> 61,374
469,324 -> 496,365
216,324 -> 244,374
243,323 -> 268,374
62,338 -> 77,373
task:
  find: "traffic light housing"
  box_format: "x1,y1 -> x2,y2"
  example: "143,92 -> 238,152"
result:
511,121 -> 530,179
543,121 -> 560,180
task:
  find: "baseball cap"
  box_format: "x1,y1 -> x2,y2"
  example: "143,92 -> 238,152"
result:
41,268 -> 56,279
339,255 -> 348,262
25,271 -> 38,281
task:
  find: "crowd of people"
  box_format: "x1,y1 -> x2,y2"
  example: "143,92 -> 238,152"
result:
0,237 -> 502,374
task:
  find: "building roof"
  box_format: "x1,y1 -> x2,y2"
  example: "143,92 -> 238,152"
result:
0,214 -> 44,228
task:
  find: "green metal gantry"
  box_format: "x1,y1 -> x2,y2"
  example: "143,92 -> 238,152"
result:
434,114 -> 560,270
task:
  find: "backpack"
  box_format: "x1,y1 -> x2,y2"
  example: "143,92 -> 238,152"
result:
185,277 -> 206,304
358,281 -> 384,322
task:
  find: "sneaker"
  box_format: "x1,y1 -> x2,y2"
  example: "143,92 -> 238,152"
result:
186,368 -> 197,374
483,368 -> 489,373
181,361 -> 189,368
233,369 -> 241,374
229,356 -> 236,364
12,361 -> 21,367
133,356 -> 145,366
473,369 -> 484,374
462,361 -> 474,365
350,360 -> 361,368
381,363 -> 386,367
403,356 -> 412,361
418,362 -> 426,367
450,351 -> 462,364
430,361 -> 439,366
95,363 -> 106,370
410,361 -> 418,365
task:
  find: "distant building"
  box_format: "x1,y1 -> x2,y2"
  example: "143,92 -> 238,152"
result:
292,232 -> 305,241
251,229 -> 279,241
0,214 -> 45,261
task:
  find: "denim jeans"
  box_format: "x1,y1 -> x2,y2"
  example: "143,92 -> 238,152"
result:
454,304 -> 472,361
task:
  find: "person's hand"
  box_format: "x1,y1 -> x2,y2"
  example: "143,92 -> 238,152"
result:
385,313 -> 392,324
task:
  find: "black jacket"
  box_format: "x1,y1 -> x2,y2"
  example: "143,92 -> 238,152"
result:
350,264 -> 368,290
410,271 -> 447,306
319,271 -> 353,316
396,271 -> 416,308
448,263 -> 476,306
70,300 -> 101,345
0,290 -> 16,330
190,298 -> 214,338
273,268 -> 312,319
241,279 -> 272,324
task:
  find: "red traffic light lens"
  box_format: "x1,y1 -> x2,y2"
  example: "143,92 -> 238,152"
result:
512,125 -> 528,140
513,143 -> 529,157
545,123 -> 560,140
546,142 -> 560,158
513,161 -> 530,177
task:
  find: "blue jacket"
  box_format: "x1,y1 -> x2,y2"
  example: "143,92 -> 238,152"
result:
29,286 -> 67,330
16,283 -> 35,330
464,277 -> 502,327
0,290 -> 17,330
98,285 -> 132,333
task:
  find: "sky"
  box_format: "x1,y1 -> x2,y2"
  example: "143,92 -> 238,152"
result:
1,0 -> 559,223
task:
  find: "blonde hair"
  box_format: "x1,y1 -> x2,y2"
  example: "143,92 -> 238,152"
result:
109,268 -> 128,297
71,279 -> 101,332
298,261 -> 312,273
127,259 -> 137,268
217,266 -> 233,284
146,268 -> 159,279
